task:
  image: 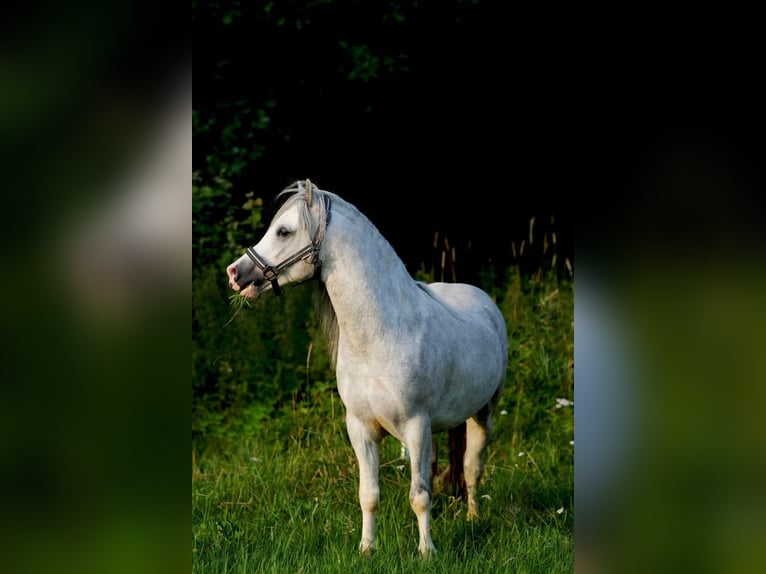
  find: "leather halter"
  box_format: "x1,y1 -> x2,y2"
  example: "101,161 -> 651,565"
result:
245,193 -> 331,296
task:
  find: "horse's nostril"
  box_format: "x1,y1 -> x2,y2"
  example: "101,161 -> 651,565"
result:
227,264 -> 238,281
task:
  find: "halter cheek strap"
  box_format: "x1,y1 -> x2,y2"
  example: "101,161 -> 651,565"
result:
246,194 -> 331,296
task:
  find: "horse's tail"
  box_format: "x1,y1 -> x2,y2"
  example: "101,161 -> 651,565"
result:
447,421 -> 467,499
431,422 -> 467,499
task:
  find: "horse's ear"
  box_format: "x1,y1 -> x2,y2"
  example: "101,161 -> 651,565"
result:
305,179 -> 313,207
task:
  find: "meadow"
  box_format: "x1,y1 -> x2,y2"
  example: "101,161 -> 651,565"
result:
192,267 -> 574,573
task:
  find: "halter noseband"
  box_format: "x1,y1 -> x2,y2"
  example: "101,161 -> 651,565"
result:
245,193 -> 331,296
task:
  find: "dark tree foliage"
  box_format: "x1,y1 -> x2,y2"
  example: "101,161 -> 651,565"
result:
193,0 -> 573,280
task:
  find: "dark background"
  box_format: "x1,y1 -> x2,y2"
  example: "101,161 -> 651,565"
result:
193,1 -> 765,285
193,1 -> 577,283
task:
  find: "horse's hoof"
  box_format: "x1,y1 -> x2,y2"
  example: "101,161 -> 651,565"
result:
418,544 -> 437,558
359,543 -> 376,557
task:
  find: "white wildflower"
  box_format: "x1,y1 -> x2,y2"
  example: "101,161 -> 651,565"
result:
555,398 -> 574,409
557,507 -> 564,514
500,410 -> 508,416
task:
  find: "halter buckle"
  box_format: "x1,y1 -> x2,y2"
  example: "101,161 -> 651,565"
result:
262,266 -> 281,296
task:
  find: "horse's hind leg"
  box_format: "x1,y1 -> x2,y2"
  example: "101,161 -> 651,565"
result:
465,409 -> 493,521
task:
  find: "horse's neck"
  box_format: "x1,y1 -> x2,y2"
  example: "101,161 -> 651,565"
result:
322,201 -> 420,338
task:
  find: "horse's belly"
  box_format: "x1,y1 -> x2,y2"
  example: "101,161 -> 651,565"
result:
430,352 -> 505,430
431,388 -> 496,431
335,334 -> 504,436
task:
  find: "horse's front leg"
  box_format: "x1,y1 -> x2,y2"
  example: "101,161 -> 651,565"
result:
346,414 -> 381,554
403,416 -> 436,556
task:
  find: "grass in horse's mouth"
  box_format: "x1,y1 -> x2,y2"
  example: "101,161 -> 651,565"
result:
224,291 -> 252,326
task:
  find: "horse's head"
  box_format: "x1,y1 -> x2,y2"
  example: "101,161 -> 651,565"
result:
226,179 -> 330,299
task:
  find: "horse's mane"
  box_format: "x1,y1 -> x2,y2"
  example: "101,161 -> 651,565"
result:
313,281 -> 339,369
264,181 -> 306,226
273,180 -> 340,368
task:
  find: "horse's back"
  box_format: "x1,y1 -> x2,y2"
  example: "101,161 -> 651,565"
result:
421,281 -> 507,343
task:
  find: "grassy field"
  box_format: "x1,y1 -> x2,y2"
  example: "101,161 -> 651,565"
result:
192,271 -> 573,573
192,400 -> 572,573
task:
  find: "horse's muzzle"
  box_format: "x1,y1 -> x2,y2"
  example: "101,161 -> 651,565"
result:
226,261 -> 265,295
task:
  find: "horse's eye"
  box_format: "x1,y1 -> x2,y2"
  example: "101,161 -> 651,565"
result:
277,227 -> 290,238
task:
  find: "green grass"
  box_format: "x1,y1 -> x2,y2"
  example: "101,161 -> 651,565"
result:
193,270 -> 573,572
192,392 -> 573,573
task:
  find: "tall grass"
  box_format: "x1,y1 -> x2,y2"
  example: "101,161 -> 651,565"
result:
192,394 -> 572,573
192,266 -> 573,573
